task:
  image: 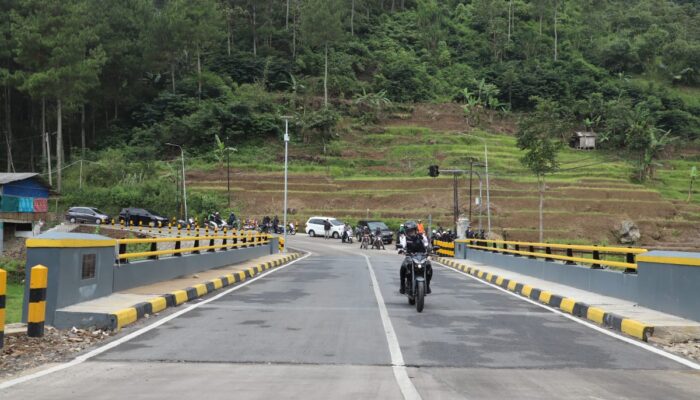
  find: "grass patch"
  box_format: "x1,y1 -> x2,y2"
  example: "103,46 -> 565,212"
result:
6,283 -> 24,323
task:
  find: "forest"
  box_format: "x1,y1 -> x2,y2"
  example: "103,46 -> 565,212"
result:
1,0 -> 699,196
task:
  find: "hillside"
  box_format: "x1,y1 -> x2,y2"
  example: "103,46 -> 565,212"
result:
185,104 -> 700,249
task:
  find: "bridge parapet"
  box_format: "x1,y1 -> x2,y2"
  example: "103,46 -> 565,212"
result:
454,239 -> 700,323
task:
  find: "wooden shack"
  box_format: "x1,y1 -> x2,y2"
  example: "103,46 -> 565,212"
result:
571,131 -> 597,150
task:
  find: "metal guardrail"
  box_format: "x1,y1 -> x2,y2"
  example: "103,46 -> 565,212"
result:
116,231 -> 271,261
460,239 -> 646,272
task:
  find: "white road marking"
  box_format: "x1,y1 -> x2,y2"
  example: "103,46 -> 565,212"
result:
0,252 -> 313,391
363,254 -> 422,400
434,260 -> 700,370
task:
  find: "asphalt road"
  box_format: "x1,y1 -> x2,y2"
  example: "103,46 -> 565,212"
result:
3,235 -> 700,399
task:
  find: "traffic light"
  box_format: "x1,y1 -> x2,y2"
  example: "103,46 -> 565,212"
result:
428,165 -> 440,177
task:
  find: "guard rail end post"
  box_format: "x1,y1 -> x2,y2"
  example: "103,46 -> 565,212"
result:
565,248 -> 576,265
174,233 -> 182,257
222,228 -> 228,251
545,246 -> 554,262
208,228 -> 216,252
528,245 -> 536,259
118,242 -> 128,264
27,265 -> 48,338
148,240 -> 158,260
624,252 -> 637,273
591,246 -> 602,269
514,244 -> 521,257
193,229 -> 200,255
0,268 -> 6,349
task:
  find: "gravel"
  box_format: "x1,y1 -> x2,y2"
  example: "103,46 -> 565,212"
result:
0,327 -> 110,379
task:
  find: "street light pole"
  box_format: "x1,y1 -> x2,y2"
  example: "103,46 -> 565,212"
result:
460,133 -> 491,235
166,143 -> 188,220
282,116 -> 291,252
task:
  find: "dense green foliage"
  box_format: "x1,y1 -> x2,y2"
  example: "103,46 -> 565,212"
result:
1,0 -> 699,191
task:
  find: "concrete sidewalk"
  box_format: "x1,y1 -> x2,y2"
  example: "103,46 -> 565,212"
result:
56,252 -> 301,330
434,257 -> 700,342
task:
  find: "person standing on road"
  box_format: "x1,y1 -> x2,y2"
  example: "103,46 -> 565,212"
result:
324,219 -> 332,239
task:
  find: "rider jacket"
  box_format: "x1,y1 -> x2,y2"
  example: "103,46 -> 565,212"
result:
401,234 -> 427,253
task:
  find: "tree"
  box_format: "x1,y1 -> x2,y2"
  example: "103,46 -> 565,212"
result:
623,104 -> 676,182
13,0 -> 106,191
301,0 -> 343,108
516,97 -> 565,242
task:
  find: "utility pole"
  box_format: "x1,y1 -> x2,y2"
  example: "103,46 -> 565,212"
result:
453,174 -> 458,233
282,116 -> 291,252
227,137 -> 231,208
166,143 -> 188,220
45,132 -> 52,186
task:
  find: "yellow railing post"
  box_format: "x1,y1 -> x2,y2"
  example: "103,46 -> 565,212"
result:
27,265 -> 48,337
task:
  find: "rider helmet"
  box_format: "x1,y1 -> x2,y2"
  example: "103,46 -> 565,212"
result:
404,221 -> 418,238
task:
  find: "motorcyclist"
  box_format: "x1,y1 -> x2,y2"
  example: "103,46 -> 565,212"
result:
272,215 -> 280,233
227,212 -> 237,228
373,226 -> 385,249
399,221 -> 433,294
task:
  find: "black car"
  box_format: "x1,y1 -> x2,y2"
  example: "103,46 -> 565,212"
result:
118,207 -> 168,227
356,220 -> 394,244
65,207 -> 111,224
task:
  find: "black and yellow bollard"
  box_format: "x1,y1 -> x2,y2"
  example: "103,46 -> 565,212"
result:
27,265 -> 48,337
0,268 -> 6,348
168,222 -> 172,235
138,220 -> 143,232
158,221 -> 163,235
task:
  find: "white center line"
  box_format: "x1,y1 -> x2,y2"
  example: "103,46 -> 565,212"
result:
363,254 -> 422,400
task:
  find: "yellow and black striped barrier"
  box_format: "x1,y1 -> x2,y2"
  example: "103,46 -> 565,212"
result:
0,268 -> 6,348
28,265 -> 48,337
434,240 -> 455,257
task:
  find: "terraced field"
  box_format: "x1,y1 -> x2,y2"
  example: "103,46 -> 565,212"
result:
186,104 -> 700,249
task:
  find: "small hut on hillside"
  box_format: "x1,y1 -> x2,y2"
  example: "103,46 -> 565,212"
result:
571,131 -> 598,150
0,173 -> 51,253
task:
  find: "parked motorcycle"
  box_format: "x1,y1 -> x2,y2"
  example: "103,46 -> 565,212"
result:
371,234 -> 385,250
404,252 -> 429,313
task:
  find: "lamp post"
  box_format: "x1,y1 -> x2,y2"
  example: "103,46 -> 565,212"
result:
166,143 -> 188,220
282,116 -> 291,252
459,133 -> 491,235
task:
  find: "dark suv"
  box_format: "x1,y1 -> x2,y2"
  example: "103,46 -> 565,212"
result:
118,207 -> 168,227
356,220 -> 394,244
65,207 -> 110,224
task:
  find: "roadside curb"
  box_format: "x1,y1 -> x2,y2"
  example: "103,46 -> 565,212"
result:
433,256 -> 654,342
110,252 -> 302,330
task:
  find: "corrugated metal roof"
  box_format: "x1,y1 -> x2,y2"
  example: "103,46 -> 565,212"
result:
0,173 -> 41,185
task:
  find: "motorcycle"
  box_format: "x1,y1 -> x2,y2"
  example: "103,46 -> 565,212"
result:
371,234 -> 385,250
360,233 -> 371,249
404,252 -> 429,313
288,223 -> 297,235
342,229 -> 353,243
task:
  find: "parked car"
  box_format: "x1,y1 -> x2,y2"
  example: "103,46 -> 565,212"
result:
118,207 -> 168,227
305,216 -> 345,238
356,220 -> 394,244
65,207 -> 110,224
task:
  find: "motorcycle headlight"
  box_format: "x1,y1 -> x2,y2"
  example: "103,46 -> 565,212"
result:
416,263 -> 424,269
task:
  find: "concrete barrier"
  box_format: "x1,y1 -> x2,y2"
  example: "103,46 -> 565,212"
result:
23,232 -> 279,326
460,247 -> 700,323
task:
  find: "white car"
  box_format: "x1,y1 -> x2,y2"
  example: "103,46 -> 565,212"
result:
306,216 -> 345,239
